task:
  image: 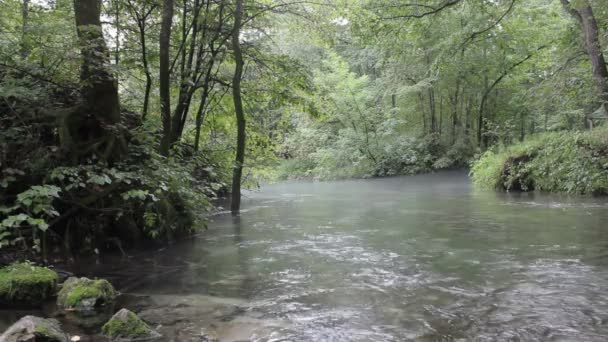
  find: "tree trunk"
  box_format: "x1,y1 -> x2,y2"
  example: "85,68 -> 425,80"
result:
20,0 -> 30,58
520,111 -> 525,142
438,96 -> 443,135
230,0 -> 245,215
579,5 -> 608,114
138,18 -> 152,120
194,58 -> 218,151
169,1 -> 191,145
114,0 -> 120,66
159,0 -> 174,156
418,93 -> 427,133
478,53 -> 535,148
69,0 -> 126,163
428,88 -> 436,134
450,81 -> 460,144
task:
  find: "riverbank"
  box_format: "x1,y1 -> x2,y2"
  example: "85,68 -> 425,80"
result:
471,127 -> 608,195
275,134 -> 472,181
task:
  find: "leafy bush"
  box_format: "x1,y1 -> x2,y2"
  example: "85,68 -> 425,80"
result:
0,77 -> 224,253
373,136 -> 432,177
471,127 -> 608,194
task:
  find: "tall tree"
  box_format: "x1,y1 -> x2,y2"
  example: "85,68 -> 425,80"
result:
124,0 -> 157,120
561,0 -> 608,116
159,0 -> 174,155
69,0 -> 126,163
230,0 -> 245,214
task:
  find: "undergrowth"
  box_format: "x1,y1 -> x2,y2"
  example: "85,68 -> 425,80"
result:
470,127 -> 608,194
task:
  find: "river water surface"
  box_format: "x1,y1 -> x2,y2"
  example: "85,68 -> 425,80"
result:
4,171 -> 608,341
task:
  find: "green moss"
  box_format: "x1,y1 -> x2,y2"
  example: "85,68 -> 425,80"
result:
102,310 -> 151,339
471,127 -> 608,194
0,262 -> 58,304
34,324 -> 52,336
57,277 -> 116,310
65,281 -> 109,307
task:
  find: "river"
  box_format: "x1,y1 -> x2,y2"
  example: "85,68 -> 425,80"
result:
3,171 -> 608,341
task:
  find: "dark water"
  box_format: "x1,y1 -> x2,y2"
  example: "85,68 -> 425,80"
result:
3,171 -> 608,341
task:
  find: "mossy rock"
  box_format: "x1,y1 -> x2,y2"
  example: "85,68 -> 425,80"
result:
0,315 -> 69,342
57,277 -> 117,312
0,262 -> 58,305
102,308 -> 160,341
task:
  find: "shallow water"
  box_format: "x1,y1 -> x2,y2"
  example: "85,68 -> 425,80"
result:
3,171 -> 608,341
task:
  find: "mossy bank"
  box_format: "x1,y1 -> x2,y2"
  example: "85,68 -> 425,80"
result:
471,127 -> 608,194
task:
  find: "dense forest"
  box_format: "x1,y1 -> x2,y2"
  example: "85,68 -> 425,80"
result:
0,0 -> 607,257
1,0 -> 608,341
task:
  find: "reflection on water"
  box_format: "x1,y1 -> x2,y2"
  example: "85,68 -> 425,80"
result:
3,171 -> 608,341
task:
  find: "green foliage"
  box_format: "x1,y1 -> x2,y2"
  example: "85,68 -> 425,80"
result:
275,50 -> 471,180
1,0 -> 607,261
471,127 -> 608,194
0,262 -> 58,304
0,118 -> 221,252
0,185 -> 61,248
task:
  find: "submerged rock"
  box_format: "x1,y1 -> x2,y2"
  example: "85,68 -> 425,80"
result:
101,308 -> 160,341
134,294 -> 287,341
0,315 -> 69,342
137,294 -> 244,326
63,308 -> 115,329
0,262 -> 58,305
57,277 -> 117,312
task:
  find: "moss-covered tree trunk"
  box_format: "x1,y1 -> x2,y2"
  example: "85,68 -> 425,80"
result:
68,0 -> 126,163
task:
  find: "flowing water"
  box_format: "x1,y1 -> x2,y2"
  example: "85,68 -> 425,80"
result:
3,171 -> 608,341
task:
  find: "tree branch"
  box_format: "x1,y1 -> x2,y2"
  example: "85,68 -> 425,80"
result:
375,0 -> 462,20
560,0 -> 582,23
460,0 -> 516,50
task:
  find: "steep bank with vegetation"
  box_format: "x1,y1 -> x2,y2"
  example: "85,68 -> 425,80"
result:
471,127 -> 608,194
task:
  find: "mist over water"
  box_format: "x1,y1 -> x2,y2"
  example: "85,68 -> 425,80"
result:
5,171 -> 608,341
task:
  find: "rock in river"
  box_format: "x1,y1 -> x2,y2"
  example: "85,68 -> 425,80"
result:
57,277 -> 117,312
0,315 -> 69,342
101,308 -> 160,341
